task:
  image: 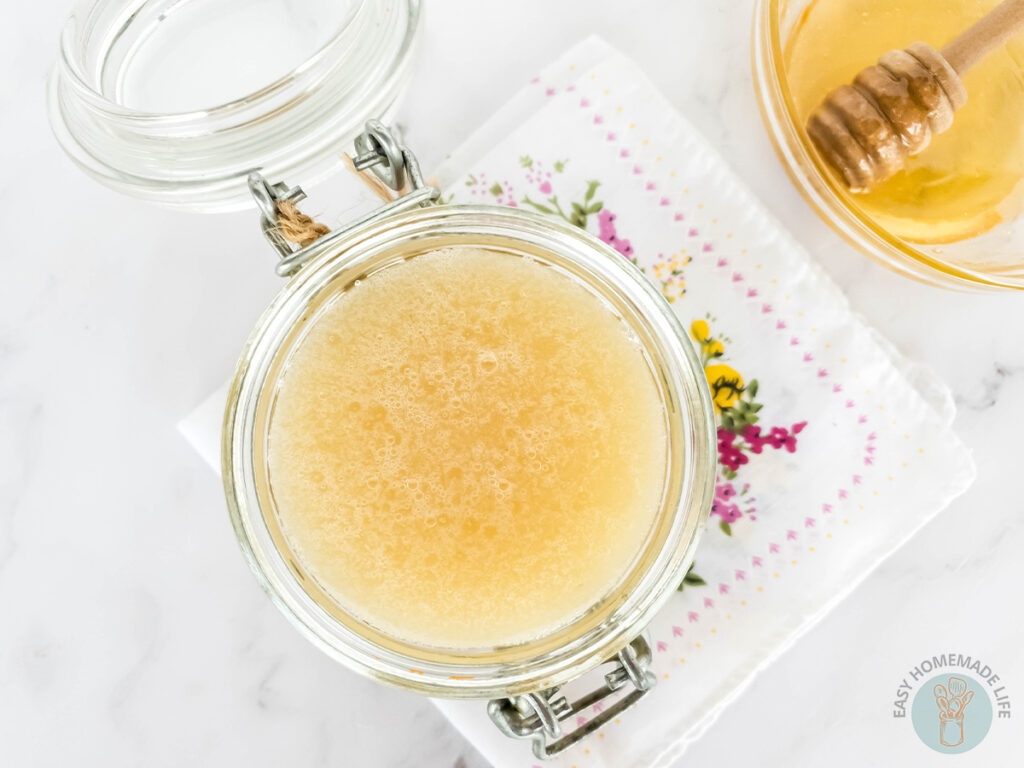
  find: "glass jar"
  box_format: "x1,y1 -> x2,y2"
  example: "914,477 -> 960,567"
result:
753,0 -> 1024,290
48,0 -> 421,211
223,125 -> 716,757
48,0 -> 717,753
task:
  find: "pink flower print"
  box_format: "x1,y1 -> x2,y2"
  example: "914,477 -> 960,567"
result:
711,499 -> 742,523
718,427 -> 750,472
596,208 -> 635,259
715,482 -> 737,501
538,180 -> 552,195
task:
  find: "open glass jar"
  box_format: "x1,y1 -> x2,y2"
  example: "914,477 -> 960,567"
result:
224,124 -> 716,756
48,0 -> 717,756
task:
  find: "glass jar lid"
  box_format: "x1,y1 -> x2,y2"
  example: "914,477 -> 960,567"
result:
48,0 -> 421,211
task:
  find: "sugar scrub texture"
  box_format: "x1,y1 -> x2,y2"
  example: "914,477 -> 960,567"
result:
268,247 -> 667,648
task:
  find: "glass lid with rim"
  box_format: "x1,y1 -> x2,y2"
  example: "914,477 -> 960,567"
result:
48,0 -> 421,211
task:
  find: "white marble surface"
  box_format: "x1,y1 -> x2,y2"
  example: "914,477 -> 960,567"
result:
2,1 -> 1022,766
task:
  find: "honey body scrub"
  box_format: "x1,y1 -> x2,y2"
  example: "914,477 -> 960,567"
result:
268,247 -> 667,648
786,0 -> 1024,243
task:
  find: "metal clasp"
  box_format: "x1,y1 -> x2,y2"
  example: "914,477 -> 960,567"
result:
487,634 -> 657,759
249,120 -> 440,277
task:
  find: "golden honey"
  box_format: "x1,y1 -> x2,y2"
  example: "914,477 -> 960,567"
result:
267,247 -> 667,648
786,0 -> 1024,243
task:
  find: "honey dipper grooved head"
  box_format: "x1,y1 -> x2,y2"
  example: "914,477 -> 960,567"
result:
806,42 -> 967,193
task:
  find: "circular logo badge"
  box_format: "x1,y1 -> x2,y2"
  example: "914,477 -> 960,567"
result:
911,673 -> 993,753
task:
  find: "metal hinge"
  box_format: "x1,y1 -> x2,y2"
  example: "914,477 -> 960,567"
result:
248,120 -> 440,277
487,634 -> 657,759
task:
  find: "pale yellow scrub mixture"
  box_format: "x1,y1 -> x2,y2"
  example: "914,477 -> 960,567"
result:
268,247 -> 667,648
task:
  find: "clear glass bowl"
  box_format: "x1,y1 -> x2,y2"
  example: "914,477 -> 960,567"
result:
48,0 -> 421,211
223,204 -> 717,697
753,0 -> 1024,290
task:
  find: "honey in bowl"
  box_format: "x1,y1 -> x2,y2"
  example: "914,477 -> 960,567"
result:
267,246 -> 668,649
786,0 -> 1024,244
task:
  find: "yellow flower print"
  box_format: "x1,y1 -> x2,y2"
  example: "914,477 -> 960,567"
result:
704,364 -> 744,412
691,320 -> 725,361
704,339 -> 724,358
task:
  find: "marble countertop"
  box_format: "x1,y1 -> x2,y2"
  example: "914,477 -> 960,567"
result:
3,1 -> 1022,766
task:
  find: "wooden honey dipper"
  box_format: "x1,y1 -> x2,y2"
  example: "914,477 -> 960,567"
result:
807,0 -> 1024,192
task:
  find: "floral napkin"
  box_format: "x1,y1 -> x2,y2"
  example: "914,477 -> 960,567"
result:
180,36 -> 975,768
424,37 -> 975,767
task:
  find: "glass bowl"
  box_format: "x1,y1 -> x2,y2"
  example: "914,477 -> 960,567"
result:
753,0 -> 1024,290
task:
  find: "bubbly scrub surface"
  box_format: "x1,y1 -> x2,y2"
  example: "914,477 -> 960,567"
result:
268,247 -> 667,648
786,0 -> 1024,243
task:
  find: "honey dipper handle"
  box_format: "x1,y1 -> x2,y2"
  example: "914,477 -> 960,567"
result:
941,0 -> 1024,75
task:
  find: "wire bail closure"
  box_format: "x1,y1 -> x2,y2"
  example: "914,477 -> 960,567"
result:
487,634 -> 657,758
249,120 -> 440,277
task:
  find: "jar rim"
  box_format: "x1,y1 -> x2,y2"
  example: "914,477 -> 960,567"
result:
223,204 -> 717,698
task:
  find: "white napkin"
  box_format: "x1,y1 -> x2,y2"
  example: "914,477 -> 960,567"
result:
181,36 -> 974,768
